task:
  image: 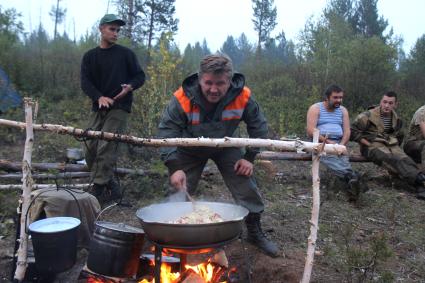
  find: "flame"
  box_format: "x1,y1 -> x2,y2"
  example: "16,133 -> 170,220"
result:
139,260 -> 227,283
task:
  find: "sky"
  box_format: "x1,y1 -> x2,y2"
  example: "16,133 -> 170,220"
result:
1,0 -> 424,53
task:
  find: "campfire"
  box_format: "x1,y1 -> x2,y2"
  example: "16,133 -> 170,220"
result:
139,250 -> 231,283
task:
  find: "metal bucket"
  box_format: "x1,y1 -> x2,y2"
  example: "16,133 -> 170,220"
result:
87,221 -> 145,278
28,217 -> 81,274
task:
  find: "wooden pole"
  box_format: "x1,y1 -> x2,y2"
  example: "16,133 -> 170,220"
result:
301,129 -> 322,283
0,119 -> 346,155
14,98 -> 34,281
0,159 -> 164,176
0,172 -> 91,180
257,151 -> 368,162
0,184 -> 90,190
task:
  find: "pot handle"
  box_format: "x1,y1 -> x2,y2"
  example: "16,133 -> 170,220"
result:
24,187 -> 83,234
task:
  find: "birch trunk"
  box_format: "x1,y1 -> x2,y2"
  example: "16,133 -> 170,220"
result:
14,98 -> 34,281
301,129 -> 322,283
0,119 -> 346,155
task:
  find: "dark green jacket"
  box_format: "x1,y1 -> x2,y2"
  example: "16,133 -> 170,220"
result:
158,73 -> 268,174
351,106 -> 404,152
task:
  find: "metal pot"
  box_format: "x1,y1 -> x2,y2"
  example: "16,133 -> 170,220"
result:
87,221 -> 145,278
66,148 -> 84,161
136,201 -> 249,247
29,217 -> 81,274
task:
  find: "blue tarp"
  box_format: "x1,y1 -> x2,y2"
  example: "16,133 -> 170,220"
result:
0,67 -> 22,113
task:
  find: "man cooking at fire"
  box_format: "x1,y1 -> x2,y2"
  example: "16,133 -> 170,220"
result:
158,53 -> 280,257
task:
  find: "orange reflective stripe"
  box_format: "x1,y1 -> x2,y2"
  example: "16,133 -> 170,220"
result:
173,87 -> 200,125
222,87 -> 251,120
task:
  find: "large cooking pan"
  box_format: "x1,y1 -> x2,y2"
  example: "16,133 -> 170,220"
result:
136,201 -> 249,247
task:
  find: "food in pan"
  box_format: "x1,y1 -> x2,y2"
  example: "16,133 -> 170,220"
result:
171,204 -> 224,224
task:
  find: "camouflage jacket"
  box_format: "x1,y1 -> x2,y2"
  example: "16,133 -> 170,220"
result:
351,106 -> 404,149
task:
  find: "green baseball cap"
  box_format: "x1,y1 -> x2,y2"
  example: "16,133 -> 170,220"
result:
99,14 -> 125,26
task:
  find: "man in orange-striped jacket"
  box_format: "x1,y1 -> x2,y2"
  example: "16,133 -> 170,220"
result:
158,54 -> 280,257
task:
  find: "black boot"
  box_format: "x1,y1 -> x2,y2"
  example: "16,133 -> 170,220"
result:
245,213 -> 280,257
90,183 -> 105,203
106,178 -> 122,202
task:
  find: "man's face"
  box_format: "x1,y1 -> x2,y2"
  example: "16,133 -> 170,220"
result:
100,23 -> 121,45
199,73 -> 231,104
380,95 -> 397,115
327,91 -> 344,109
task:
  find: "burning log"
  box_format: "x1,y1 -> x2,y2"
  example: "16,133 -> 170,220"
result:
0,118 -> 347,155
14,98 -> 35,281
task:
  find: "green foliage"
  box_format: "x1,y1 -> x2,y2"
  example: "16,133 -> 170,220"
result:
131,32 -> 182,137
252,0 -> 277,49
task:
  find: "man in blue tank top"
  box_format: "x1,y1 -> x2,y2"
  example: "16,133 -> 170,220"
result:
306,85 -> 364,200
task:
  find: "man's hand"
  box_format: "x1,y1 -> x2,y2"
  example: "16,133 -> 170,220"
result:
170,170 -> 187,191
98,96 -> 114,109
234,159 -> 253,176
113,84 -> 133,101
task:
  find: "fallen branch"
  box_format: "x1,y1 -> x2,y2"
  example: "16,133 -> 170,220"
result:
0,159 -> 163,176
0,184 -> 90,190
257,151 -> 368,162
0,118 -> 346,155
0,172 -> 90,180
301,129 -> 322,283
14,99 -> 34,281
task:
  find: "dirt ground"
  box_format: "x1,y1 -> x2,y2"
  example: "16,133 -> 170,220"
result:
2,142 -> 425,282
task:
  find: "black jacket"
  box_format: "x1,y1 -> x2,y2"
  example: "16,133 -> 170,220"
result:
80,44 -> 145,112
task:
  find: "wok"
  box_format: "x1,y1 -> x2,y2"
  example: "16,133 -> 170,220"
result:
136,201 -> 249,247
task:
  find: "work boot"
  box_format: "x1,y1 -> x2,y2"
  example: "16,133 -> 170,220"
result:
106,178 -> 122,202
90,183 -> 105,203
416,184 -> 425,200
245,213 -> 280,257
415,173 -> 425,185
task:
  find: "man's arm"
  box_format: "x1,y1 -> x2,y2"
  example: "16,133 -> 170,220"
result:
158,97 -> 187,174
242,97 -> 268,162
80,52 -> 103,102
351,112 -> 371,146
340,106 -> 351,146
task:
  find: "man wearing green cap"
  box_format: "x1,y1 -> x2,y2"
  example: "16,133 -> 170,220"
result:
81,14 -> 145,202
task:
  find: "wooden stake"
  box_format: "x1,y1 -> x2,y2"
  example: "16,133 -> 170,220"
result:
14,98 -> 34,281
0,119 -> 346,155
301,129 -> 322,283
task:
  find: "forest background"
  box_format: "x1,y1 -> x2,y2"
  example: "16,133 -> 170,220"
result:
1,0 -> 425,152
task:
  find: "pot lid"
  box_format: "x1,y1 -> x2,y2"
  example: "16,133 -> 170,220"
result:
29,217 -> 81,233
96,221 -> 144,234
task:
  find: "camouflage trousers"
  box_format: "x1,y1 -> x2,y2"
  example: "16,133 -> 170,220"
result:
404,140 -> 425,165
364,144 -> 420,185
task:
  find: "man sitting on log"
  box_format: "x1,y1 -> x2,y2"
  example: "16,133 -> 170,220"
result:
306,84 -> 365,200
158,53 -> 280,257
351,91 -> 425,199
404,105 -> 425,167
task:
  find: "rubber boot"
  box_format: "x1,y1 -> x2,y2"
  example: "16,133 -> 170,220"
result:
245,213 -> 280,257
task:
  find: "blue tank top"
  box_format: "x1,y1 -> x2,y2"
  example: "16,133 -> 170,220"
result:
316,102 -> 343,141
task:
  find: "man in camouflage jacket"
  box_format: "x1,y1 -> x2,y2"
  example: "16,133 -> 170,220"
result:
351,91 -> 425,199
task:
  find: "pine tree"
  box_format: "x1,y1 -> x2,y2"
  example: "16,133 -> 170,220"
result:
252,0 -> 277,51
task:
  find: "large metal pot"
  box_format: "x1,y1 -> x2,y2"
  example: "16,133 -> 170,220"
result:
87,221 -> 145,278
136,201 -> 249,247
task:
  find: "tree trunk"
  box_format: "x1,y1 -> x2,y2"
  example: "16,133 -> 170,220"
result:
257,151 -> 368,162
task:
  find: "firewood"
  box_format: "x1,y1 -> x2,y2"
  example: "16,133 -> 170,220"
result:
0,172 -> 90,180
257,151 -> 369,162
